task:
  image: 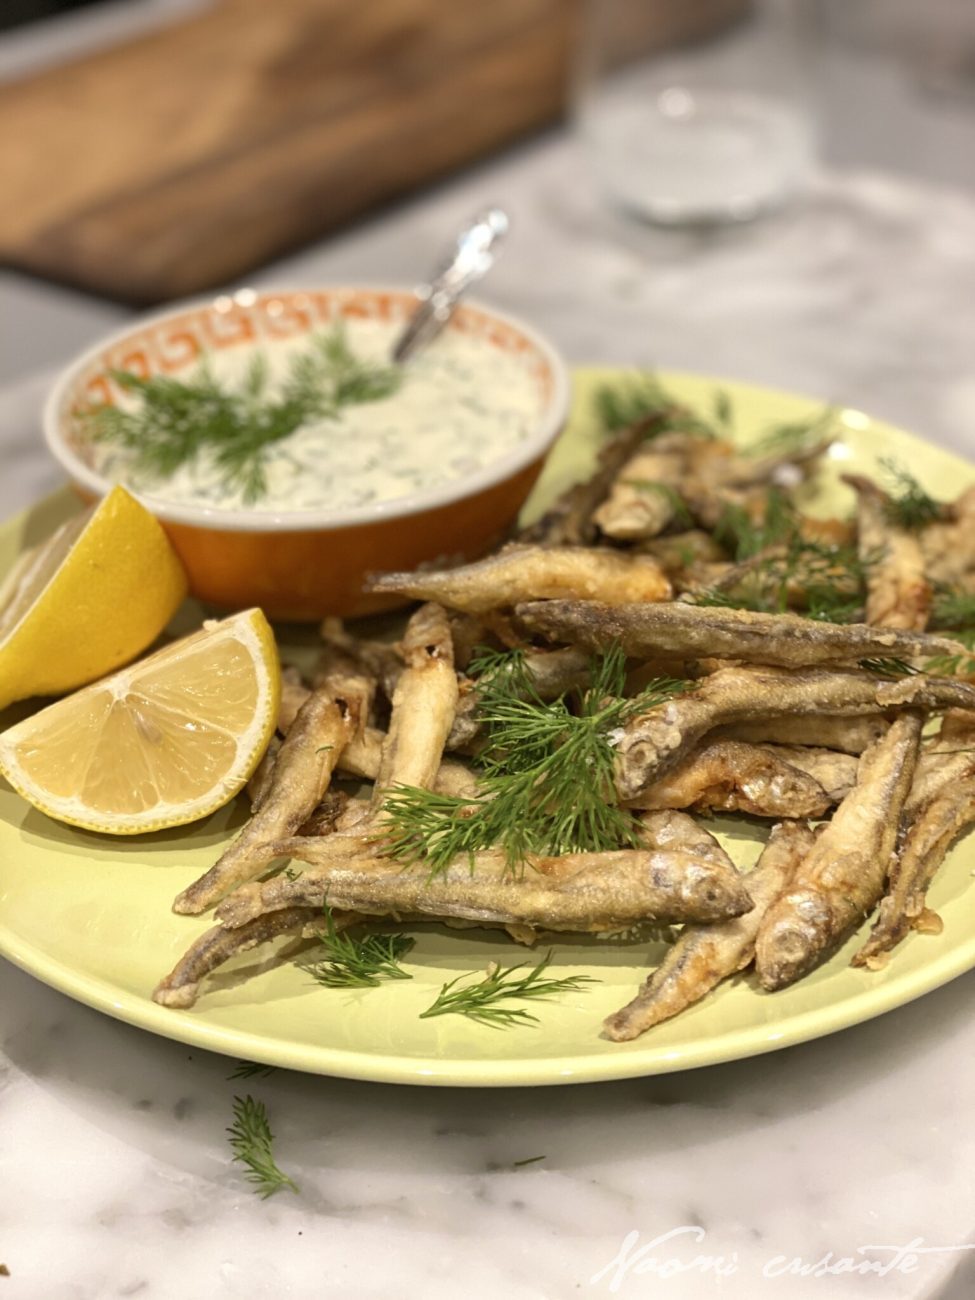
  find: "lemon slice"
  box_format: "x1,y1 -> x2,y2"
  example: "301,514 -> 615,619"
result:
0,485 -> 188,710
0,609 -> 281,834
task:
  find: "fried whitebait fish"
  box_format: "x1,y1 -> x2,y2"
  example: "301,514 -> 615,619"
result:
367,546 -> 671,615
592,435 -> 691,540
604,821 -> 816,1040
716,714 -> 889,756
853,717 -> 975,967
920,485 -> 975,589
173,682 -> 363,915
278,665 -> 311,733
636,809 -> 737,868
370,602 -> 458,806
152,906 -> 362,1009
627,740 -> 854,819
613,665 -> 975,801
755,712 -> 924,990
844,474 -> 932,630
518,416 -> 664,546
213,844 -> 754,933
516,599 -> 966,670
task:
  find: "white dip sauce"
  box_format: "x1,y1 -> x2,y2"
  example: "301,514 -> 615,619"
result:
86,320 -> 545,514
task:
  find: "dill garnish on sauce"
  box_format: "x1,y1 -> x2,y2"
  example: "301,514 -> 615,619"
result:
80,328 -> 401,505
380,647 -> 686,876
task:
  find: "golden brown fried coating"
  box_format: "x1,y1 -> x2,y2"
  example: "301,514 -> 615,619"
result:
604,821 -> 815,1040
844,474 -> 932,630
755,712 -> 923,990
173,687 -> 359,915
516,599 -> 965,670
627,740 -> 848,819
368,546 -> 672,615
214,843 -> 754,933
614,665 -> 975,801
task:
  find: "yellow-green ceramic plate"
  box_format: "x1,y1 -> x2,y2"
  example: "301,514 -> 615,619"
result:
2,371 -> 974,1086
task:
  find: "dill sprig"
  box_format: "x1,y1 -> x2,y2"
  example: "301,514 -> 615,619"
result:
303,906 -> 415,987
931,586 -> 975,630
227,1096 -> 298,1199
80,327 -> 401,504
745,406 -> 836,458
858,657 -> 922,678
381,648 -> 686,875
924,628 -> 975,678
593,373 -> 716,438
711,387 -> 734,433
879,459 -> 943,530
418,953 -> 598,1028
702,489 -> 868,621
713,487 -> 797,560
228,1060 -> 277,1080
924,652 -> 975,678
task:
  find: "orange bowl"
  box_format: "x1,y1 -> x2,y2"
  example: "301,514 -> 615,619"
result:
43,287 -> 570,620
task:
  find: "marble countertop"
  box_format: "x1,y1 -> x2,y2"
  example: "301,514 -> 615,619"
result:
3,121 -> 975,1299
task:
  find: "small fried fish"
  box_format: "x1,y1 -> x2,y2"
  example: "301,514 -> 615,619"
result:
755,711 -> 924,990
604,821 -> 815,1040
716,714 -> 889,756
844,474 -> 932,630
173,681 -> 362,915
515,599 -> 965,670
853,715 -> 975,966
592,436 -> 691,540
214,844 -> 754,933
152,906 -> 357,1009
627,740 -> 848,819
368,547 -> 671,615
614,664 -> 975,801
371,602 -> 459,807
518,416 -> 664,546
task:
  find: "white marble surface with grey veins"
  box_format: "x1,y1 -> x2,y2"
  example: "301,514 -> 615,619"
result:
2,100 -> 975,1300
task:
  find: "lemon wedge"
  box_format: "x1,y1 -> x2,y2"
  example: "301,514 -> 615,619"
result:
0,485 -> 188,711
0,608 -> 281,834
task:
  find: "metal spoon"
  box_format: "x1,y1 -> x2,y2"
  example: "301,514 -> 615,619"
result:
391,207 -> 509,364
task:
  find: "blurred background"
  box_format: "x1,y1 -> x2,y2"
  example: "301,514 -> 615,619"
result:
2,0 -> 974,453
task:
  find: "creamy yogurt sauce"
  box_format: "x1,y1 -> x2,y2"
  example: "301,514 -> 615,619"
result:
87,320 -> 545,514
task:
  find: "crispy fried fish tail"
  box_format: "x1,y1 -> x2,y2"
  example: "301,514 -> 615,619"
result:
755,711 -> 924,990
152,906 -> 353,1009
173,685 -> 358,915
604,821 -> 816,1040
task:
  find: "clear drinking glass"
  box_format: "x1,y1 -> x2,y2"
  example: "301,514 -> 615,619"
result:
573,0 -> 818,225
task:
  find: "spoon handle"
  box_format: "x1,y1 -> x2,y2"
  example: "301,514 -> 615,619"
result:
391,207 -> 509,364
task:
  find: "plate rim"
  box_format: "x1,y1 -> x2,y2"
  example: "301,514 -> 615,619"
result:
3,367 -> 975,1086
3,904 -> 975,1086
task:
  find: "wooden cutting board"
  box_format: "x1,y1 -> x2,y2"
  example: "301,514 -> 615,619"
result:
0,0 -> 579,304
0,0 -> 746,305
